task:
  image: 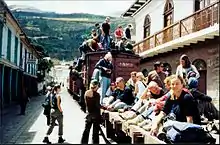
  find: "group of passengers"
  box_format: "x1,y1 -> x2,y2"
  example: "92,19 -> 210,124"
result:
82,52 -> 219,143
78,17 -> 134,61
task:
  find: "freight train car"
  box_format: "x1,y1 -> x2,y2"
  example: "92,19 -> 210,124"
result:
68,50 -> 140,98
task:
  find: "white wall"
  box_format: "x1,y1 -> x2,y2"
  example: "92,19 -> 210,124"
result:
17,39 -> 21,66
1,25 -> 8,59
134,0 -> 194,43
22,47 -> 25,69
10,34 -> 15,63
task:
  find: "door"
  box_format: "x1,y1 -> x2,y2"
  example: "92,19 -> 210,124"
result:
197,70 -> 207,94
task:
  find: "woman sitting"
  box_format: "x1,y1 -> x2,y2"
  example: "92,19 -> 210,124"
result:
150,75 -> 201,136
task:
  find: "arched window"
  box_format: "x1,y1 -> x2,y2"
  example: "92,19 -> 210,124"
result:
194,0 -> 211,12
164,0 -> 174,28
192,59 -> 207,71
143,15 -> 151,38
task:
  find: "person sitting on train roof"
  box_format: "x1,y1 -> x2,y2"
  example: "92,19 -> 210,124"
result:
106,77 -> 135,111
188,77 -> 219,121
94,52 -> 113,105
124,75 -> 177,131
147,61 -> 167,89
176,54 -> 200,82
120,81 -> 165,120
134,72 -> 147,102
126,71 -> 137,92
115,37 -> 134,53
102,82 -> 116,106
150,75 -> 201,136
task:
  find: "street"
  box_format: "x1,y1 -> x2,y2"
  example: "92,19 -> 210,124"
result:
1,87 -> 114,144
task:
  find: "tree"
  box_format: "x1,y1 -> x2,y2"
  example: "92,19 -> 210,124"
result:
37,58 -> 54,82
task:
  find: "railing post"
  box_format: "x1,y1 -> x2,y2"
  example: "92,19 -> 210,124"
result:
179,20 -> 182,37
154,35 -> 157,47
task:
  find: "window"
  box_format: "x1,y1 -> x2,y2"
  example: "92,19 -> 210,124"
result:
14,37 -> 18,65
7,29 -> 11,61
164,0 -> 174,27
143,15 -> 151,38
195,0 -> 211,11
19,42 -> 23,67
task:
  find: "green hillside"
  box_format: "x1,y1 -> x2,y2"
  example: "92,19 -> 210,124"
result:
12,11 -> 135,60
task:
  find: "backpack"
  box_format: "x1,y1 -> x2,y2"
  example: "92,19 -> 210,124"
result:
163,120 -> 216,143
42,93 -> 52,108
51,94 -> 58,109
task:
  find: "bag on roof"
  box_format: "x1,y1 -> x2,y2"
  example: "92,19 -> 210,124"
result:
162,120 -> 216,143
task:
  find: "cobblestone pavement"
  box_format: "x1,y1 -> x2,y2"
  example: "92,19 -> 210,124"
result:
0,87 -> 116,144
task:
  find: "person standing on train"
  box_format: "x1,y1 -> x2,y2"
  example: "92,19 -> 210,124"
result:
94,52 -> 113,105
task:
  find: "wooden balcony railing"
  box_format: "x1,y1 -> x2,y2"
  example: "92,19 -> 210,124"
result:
133,1 -> 219,54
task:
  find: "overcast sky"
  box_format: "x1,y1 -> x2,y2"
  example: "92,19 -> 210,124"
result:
5,0 -> 135,17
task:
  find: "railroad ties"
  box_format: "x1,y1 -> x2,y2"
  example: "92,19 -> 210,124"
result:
101,109 -> 166,144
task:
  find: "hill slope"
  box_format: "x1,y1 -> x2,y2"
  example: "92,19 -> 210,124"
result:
11,9 -> 135,60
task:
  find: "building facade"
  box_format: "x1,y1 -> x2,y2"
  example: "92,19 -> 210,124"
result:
0,1 -> 39,108
122,0 -> 219,107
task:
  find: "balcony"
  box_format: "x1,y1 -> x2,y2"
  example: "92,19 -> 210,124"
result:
133,1 -> 219,57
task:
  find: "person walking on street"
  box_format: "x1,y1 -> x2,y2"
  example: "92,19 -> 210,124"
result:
43,85 -> 65,144
19,76 -> 29,115
81,80 -> 101,144
43,86 -> 55,126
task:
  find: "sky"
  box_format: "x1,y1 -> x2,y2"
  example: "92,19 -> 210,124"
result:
5,0 -> 136,17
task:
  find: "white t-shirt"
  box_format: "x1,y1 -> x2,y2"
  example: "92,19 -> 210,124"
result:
136,81 -> 146,99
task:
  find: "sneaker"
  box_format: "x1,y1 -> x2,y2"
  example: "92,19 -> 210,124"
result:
58,137 -> 65,143
42,137 -> 51,144
122,111 -> 137,120
126,115 -> 144,126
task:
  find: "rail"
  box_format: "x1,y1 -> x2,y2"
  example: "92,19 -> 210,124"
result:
133,1 -> 219,54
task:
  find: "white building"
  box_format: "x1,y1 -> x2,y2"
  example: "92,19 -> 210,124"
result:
0,0 -> 40,107
122,0 -> 219,107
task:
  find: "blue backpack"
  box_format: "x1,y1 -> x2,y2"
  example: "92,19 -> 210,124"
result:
163,120 -> 216,143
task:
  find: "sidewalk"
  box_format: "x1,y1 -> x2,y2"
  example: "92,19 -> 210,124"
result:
0,95 -> 45,144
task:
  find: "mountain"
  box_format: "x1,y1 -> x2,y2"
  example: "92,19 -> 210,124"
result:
9,5 -> 45,13
10,6 -> 135,61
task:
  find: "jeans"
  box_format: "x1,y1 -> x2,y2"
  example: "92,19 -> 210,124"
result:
81,114 -> 100,144
46,109 -> 63,136
141,106 -> 154,119
114,102 -> 127,110
92,69 -> 101,82
131,99 -> 144,111
100,76 -> 111,105
101,34 -> 110,50
46,115 -> 51,126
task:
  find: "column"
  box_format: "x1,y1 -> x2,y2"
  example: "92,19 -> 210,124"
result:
1,65 -> 5,107
15,70 -> 18,98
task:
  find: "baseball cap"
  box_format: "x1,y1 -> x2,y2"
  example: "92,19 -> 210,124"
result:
187,71 -> 196,79
90,79 -> 100,87
188,77 -> 198,89
115,77 -> 124,83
